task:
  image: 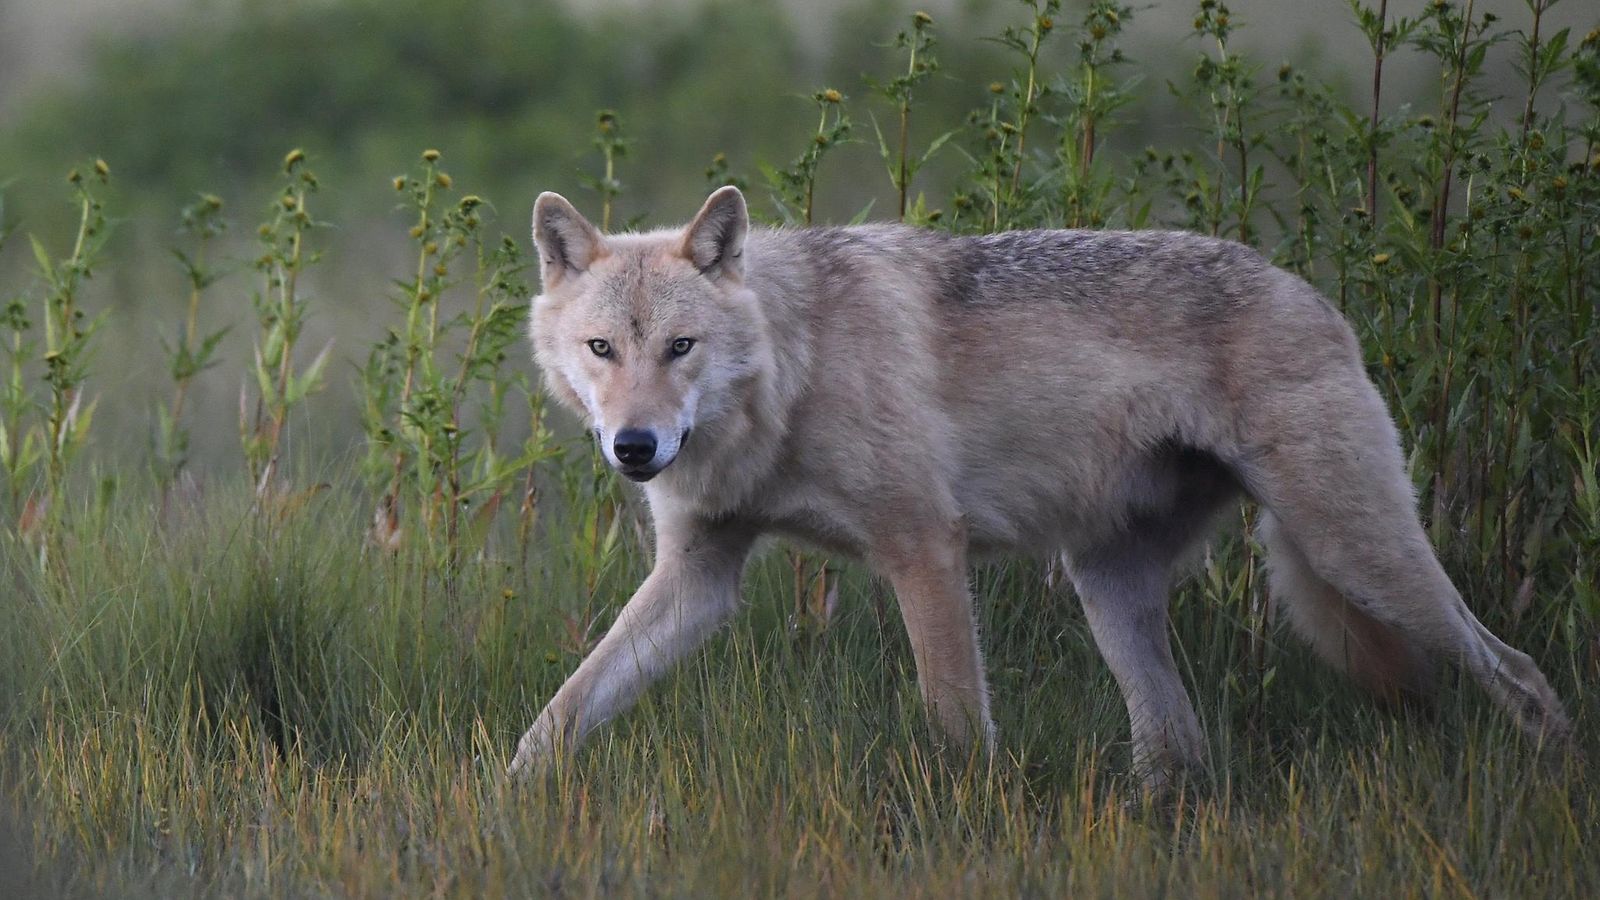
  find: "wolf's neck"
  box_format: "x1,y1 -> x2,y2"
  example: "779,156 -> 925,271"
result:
742,229 -> 822,421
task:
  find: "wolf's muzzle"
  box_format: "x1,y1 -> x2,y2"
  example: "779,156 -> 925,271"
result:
613,429 -> 657,467
611,427 -> 690,482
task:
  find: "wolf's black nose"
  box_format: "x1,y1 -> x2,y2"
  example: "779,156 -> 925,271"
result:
613,429 -> 657,466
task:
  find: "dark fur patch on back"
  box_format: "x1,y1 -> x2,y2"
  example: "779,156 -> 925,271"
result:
934,229 -> 1265,313
787,227 -> 871,290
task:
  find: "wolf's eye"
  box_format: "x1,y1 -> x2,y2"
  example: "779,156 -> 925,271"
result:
587,339 -> 612,358
670,337 -> 695,357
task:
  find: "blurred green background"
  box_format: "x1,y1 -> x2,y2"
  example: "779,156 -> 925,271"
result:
0,0 -> 1587,472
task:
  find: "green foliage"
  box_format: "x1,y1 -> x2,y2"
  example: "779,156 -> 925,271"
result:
0,488 -> 1596,897
0,162 -> 113,552
582,110 -> 633,233
762,88 -> 854,226
963,0 -> 1063,230
240,151 -> 328,496
1178,0 -> 1266,241
869,10 -> 953,223
362,150 -> 544,575
0,0 -> 825,235
1053,1 -> 1139,228
156,193 -> 230,503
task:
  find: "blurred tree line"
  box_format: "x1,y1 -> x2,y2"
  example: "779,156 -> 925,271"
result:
0,0 -> 1010,240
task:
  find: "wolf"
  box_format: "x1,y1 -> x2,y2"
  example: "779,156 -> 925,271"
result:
509,185 -> 1571,791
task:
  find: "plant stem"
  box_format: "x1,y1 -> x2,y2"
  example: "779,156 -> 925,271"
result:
1366,0 -> 1388,221
897,40 -> 917,221
1518,0 -> 1547,145
1005,14 -> 1049,214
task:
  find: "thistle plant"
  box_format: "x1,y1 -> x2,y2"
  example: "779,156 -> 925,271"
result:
241,149 -> 330,499
0,195 -> 42,521
967,0 -> 1060,230
763,88 -> 851,225
582,110 -> 631,233
1181,0 -> 1264,242
157,193 -> 229,511
1266,62 -> 1344,278
703,152 -> 749,194
1390,0 -> 1500,550
1413,0 -> 1498,344
870,10 -> 952,223
1054,1 -> 1137,228
18,161 -> 113,544
364,150 -> 540,576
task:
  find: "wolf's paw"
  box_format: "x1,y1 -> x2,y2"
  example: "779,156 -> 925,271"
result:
1532,708 -> 1579,765
1117,764 -> 1210,823
505,720 -> 557,782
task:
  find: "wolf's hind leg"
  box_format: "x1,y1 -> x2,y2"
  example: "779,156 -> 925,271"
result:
1068,549 -> 1204,794
1242,374 -> 1571,743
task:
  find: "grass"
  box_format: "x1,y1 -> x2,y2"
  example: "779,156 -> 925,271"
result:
0,0 -> 1597,895
0,484 -> 1594,896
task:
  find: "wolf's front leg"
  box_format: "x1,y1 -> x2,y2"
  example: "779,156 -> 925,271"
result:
874,521 -> 996,754
507,518 -> 752,778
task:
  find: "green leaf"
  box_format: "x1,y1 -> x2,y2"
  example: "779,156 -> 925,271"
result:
917,128 -> 959,168
29,235 -> 55,284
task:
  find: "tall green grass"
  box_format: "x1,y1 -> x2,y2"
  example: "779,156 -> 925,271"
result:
1,491 -> 1594,896
0,1 -> 1596,895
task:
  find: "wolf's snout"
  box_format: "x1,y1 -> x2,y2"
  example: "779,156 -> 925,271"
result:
613,429 -> 658,467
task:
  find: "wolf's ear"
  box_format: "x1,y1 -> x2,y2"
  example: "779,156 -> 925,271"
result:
681,186 -> 748,281
532,192 -> 606,288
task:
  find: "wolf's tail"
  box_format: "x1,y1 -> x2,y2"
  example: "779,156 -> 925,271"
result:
1257,512 -> 1435,702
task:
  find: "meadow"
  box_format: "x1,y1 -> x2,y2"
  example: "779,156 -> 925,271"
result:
1,1 -> 1597,895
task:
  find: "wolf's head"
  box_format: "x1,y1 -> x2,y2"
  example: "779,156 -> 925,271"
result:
528,186 -> 768,484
